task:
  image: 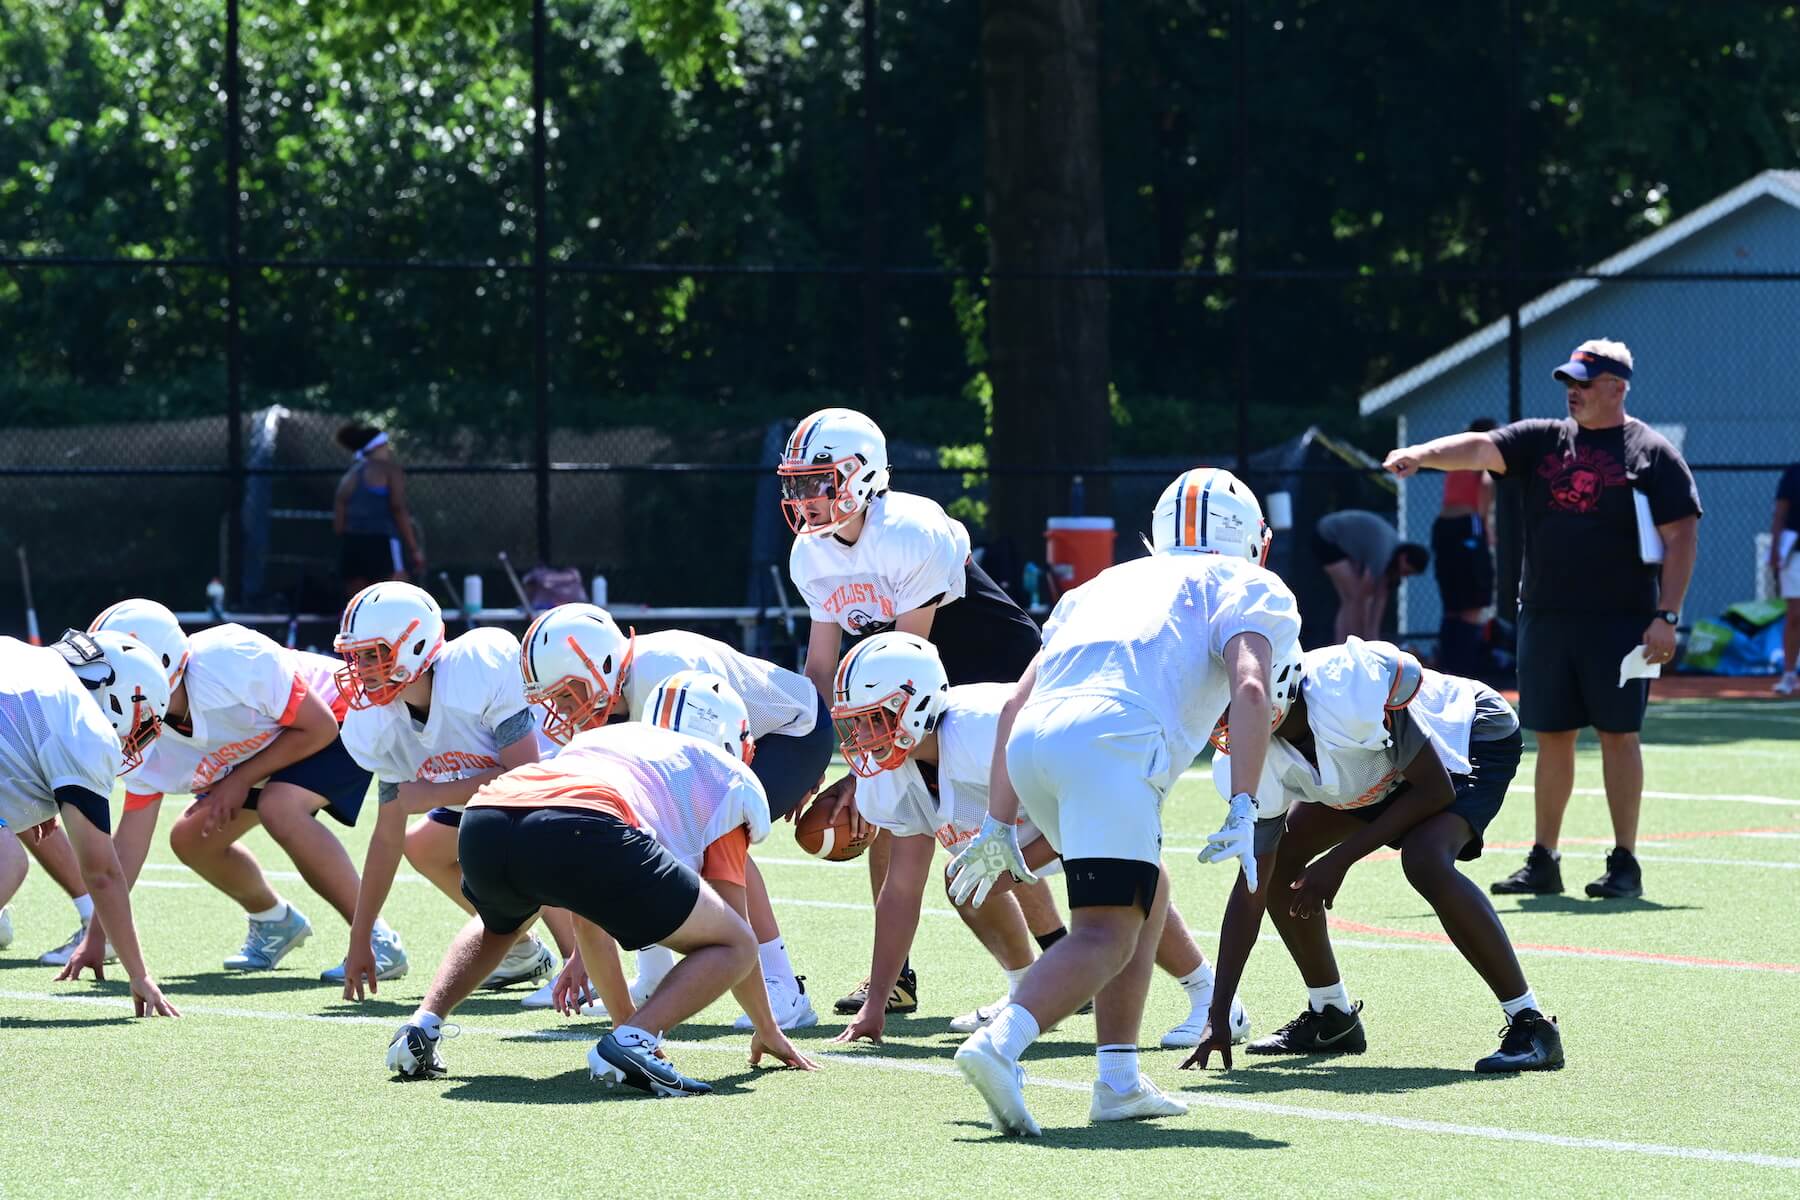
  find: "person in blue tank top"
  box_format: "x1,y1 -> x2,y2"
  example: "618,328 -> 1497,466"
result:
333,423 -> 425,598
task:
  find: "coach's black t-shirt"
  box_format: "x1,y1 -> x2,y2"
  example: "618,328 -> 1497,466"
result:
1778,463 -> 1800,534
1489,416 -> 1701,613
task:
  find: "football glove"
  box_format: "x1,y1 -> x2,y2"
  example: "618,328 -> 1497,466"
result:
1198,791 -> 1260,893
947,816 -> 1039,907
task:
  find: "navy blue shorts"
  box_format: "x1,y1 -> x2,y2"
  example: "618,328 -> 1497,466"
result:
1517,606 -> 1652,733
1349,729 -> 1523,861
243,735 -> 372,827
426,806 -> 463,828
750,693 -> 837,820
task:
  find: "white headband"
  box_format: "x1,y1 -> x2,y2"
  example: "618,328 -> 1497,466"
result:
355,431 -> 389,460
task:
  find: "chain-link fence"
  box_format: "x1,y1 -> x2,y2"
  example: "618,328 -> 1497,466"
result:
3,1 -> 1795,656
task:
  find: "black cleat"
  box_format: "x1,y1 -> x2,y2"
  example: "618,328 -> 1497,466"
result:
589,1033 -> 713,1097
1246,1000 -> 1366,1056
386,1023 -> 447,1079
834,965 -> 919,1015
1475,1009 -> 1564,1073
1491,844 -> 1564,895
1584,847 -> 1643,899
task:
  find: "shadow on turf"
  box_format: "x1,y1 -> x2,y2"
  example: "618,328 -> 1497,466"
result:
947,1119 -> 1288,1150
1499,895 -> 1700,916
0,1014 -> 135,1030
440,1067 -> 754,1103
664,1018 -> 1101,1061
1177,1061 -> 1478,1098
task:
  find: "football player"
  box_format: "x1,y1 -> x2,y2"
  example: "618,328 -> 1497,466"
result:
518,604 -> 833,1029
0,628 -> 178,1016
385,673 -> 817,1096
824,632 -> 1250,1049
779,406 -> 1069,1019
333,582 -> 567,999
1186,637 -> 1562,1074
946,468 -> 1301,1135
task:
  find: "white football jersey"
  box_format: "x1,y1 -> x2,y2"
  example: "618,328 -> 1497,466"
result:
550,722 -> 771,872
623,629 -> 817,739
341,627 -> 539,806
1033,553 -> 1300,790
0,638 -> 121,830
852,681 -> 1039,852
789,491 -> 971,636
123,624 -> 345,799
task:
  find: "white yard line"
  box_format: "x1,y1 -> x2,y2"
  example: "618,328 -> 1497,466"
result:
1,988 -> 1794,1171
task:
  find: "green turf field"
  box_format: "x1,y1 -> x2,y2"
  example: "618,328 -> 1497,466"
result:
4,697 -> 1798,1198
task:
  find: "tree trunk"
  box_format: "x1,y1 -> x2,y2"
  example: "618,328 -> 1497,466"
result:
982,0 -> 1110,559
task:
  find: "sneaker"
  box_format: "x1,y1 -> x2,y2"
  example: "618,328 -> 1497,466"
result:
481,934 -> 554,990
222,905 -> 314,971
1491,844 -> 1564,895
578,973 -> 654,1018
320,927 -> 410,984
0,906 -> 13,950
733,976 -> 820,1031
1474,1009 -> 1565,1073
1161,993 -> 1251,1049
589,1032 -> 712,1097
1585,847 -> 1644,899
38,921 -> 117,967
1089,1073 -> 1189,1122
1774,673 -> 1798,697
953,1031 -> 1041,1137
1246,1000 -> 1367,1056
519,975 -> 561,1010
950,997 -> 1011,1035
386,1022 -> 448,1079
834,966 -> 918,1016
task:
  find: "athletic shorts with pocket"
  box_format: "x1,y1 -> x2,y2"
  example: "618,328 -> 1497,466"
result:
241,735 -> 372,826
1516,606 -> 1651,733
1004,693 -> 1169,867
750,692 -> 837,820
458,805 -> 701,950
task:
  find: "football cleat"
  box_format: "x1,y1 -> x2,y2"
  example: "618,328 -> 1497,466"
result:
38,921 -> 116,967
481,934 -> 554,990
1246,1000 -> 1367,1056
953,1031 -> 1040,1137
589,1033 -> 712,1097
386,1023 -> 448,1080
834,965 -> 917,1015
734,976 -> 819,1031
1475,1009 -> 1565,1073
1160,993 -> 1252,1049
222,905 -> 313,971
0,905 -> 13,950
1491,844 -> 1564,896
519,977 -> 560,1010
1585,848 -> 1644,899
320,927 -> 409,984
578,973 -> 656,1019
950,997 -> 1011,1035
1090,1073 -> 1189,1123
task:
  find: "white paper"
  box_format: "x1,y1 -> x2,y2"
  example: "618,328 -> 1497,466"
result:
1618,644 -> 1663,688
1780,529 -> 1798,563
1634,492 -> 1664,564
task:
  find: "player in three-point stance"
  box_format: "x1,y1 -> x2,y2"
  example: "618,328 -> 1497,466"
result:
0,628 -> 179,1017
385,673 -> 818,1096
947,468 -> 1301,1134
1185,637 -> 1563,1075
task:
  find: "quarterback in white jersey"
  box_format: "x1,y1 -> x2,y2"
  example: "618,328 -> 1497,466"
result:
0,631 -> 178,1016
949,468 -> 1300,1135
334,583 -> 555,1000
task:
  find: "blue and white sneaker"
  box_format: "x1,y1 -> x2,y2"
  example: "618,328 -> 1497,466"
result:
223,905 -> 314,971
320,926 -> 410,984
481,934 -> 553,990
0,906 -> 13,950
588,1032 -> 712,1097
387,1022 -> 449,1079
39,921 -> 117,967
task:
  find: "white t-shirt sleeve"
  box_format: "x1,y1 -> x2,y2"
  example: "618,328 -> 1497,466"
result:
1206,567 -> 1302,659
39,694 -> 120,799
885,505 -> 970,614
230,633 -> 307,725
340,710 -> 408,784
789,541 -> 835,624
453,629 -> 533,735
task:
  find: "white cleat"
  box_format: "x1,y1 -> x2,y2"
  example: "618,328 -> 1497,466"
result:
519,976 -> 559,1009
953,1032 -> 1041,1137
1090,1073 -> 1189,1123
38,921 -> 116,967
1160,994 -> 1252,1048
949,997 -> 1011,1035
579,974 -> 656,1019
481,934 -> 554,990
733,976 -> 819,1031
0,906 -> 13,950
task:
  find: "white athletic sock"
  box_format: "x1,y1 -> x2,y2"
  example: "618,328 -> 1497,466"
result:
1175,963 -> 1216,994
1097,1044 -> 1140,1094
986,1003 -> 1041,1062
613,1023 -> 659,1050
1307,981 -> 1351,1014
636,944 -> 677,988
757,937 -> 799,991
1002,965 -> 1031,996
372,916 -> 395,938
72,894 -> 94,923
248,901 -> 288,923
1501,989 -> 1540,1019
412,1010 -> 443,1038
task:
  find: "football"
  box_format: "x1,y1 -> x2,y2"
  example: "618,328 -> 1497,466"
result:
793,791 -> 874,861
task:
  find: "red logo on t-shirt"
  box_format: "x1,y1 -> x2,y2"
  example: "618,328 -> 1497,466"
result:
1538,446 -> 1628,513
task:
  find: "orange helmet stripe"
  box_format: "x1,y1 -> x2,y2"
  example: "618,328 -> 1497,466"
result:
1180,473 -> 1201,548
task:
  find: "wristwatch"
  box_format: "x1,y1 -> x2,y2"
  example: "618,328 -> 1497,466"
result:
1655,610 -> 1679,626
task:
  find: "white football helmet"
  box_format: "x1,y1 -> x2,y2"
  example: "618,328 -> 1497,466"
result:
333,582 -> 445,709
1150,468 -> 1272,564
644,671 -> 754,764
777,407 -> 892,537
520,603 -> 636,745
55,629 -> 172,773
1210,633 -> 1305,754
830,631 -> 950,778
89,598 -> 190,689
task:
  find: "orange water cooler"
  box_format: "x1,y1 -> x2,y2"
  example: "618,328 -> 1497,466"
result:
1044,516 -> 1116,593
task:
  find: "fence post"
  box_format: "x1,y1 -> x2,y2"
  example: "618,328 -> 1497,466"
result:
1497,0 -> 1525,620
531,0 -> 553,566
860,0 -> 883,410
1232,0 -> 1250,476
225,0 -> 245,604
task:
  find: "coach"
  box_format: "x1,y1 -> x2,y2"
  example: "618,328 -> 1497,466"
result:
1382,339 -> 1700,901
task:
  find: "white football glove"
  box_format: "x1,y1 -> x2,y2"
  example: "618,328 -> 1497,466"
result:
947,816 -> 1039,907
1198,791 -> 1260,893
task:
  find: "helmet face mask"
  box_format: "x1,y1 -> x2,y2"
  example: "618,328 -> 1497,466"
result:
829,631 -> 947,778
333,583 -> 445,710
521,605 -> 635,745
63,630 -> 172,773
832,692 -> 919,778
777,409 -> 891,538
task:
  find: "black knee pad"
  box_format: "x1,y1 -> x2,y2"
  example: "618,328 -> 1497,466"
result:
1062,857 -> 1160,916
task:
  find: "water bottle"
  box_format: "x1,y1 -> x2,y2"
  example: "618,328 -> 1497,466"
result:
1022,561 -> 1042,609
1069,474 -> 1086,517
205,577 -> 226,620
591,574 -> 609,608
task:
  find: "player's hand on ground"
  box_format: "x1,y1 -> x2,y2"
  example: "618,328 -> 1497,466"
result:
832,1005 -> 886,1045
1640,617 -> 1678,666
340,942 -> 380,1001
551,957 -> 593,1016
1289,852 -> 1348,919
750,1029 -> 821,1071
1383,448 -> 1420,478
130,974 -> 181,1018
54,928 -> 111,982
947,815 -> 1038,907
1178,1021 -> 1234,1072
